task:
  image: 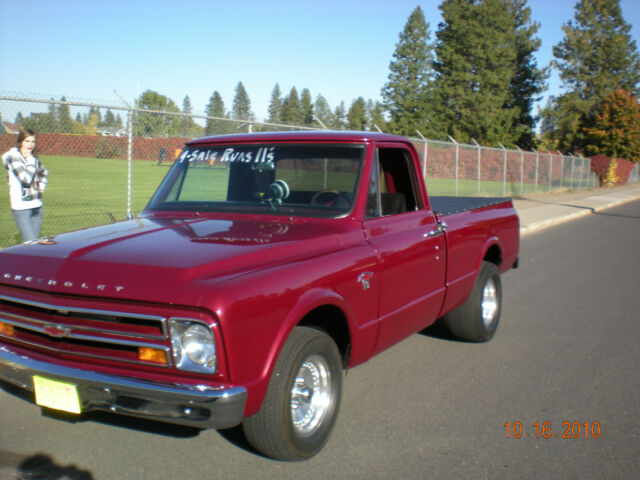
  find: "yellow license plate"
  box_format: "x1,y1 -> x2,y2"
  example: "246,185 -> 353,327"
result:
33,375 -> 82,414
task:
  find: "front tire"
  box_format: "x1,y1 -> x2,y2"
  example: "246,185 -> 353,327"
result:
242,327 -> 343,461
442,261 -> 502,342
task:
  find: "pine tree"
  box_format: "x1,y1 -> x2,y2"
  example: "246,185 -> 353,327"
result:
381,6 -> 435,136
205,91 -> 226,135
313,94 -> 335,128
300,89 -> 314,126
232,82 -> 254,121
267,83 -> 283,123
103,109 -> 117,127
505,0 -> 548,149
57,97 -> 74,133
544,0 -> 640,152
366,100 -> 387,132
433,0 -> 519,145
281,87 -> 303,125
180,95 -> 202,137
347,97 -> 368,130
332,102 -> 347,130
182,95 -> 192,115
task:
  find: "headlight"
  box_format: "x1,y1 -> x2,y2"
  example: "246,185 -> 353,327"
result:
170,319 -> 217,373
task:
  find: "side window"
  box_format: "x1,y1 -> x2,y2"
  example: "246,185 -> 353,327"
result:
376,148 -> 420,215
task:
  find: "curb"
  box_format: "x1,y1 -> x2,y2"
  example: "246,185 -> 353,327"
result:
519,191 -> 640,236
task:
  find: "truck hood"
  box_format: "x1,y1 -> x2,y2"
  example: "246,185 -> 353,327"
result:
0,216 -> 353,305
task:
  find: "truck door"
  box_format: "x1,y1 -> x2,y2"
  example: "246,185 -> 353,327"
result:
363,146 -> 446,353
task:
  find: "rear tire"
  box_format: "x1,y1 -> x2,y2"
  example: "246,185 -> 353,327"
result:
442,261 -> 502,342
242,327 -> 343,461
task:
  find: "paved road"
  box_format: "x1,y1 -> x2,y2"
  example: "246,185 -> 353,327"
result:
1,200 -> 639,479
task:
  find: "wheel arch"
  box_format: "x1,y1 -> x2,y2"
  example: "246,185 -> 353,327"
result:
244,288 -> 354,417
483,242 -> 502,267
298,304 -> 352,369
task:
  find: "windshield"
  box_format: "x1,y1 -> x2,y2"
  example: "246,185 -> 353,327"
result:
148,143 -> 365,217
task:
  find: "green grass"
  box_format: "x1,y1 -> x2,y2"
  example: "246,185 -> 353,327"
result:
1,156 -> 168,248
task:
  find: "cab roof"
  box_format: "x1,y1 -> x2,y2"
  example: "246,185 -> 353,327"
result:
186,130 -> 411,146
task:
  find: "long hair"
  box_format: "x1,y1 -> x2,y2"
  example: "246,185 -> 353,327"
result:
16,128 -> 37,155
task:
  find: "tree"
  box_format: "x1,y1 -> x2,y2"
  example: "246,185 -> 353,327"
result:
85,110 -> 100,135
332,101 -> 347,130
505,0 -> 548,149
15,112 -> 24,124
366,99 -> 387,132
433,0 -> 519,145
134,90 -> 181,137
281,87 -> 303,125
87,107 -> 101,126
57,96 -> 74,133
543,0 -> 640,152
101,109 -> 117,127
313,94 -> 335,129
583,88 -> 640,162
347,97 -> 367,130
205,91 -> 226,135
381,6 -> 435,136
300,88 -> 314,125
267,83 -> 283,123
22,99 -> 58,133
179,95 -> 203,137
231,82 -> 254,121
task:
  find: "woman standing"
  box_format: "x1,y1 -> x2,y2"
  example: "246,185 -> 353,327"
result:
2,129 -> 48,243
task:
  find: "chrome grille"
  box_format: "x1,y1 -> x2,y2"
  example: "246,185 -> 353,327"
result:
0,293 -> 171,367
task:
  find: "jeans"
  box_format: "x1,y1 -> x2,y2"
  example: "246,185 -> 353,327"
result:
12,207 -> 44,243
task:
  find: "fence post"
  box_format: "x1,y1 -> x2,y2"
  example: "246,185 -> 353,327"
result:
115,90 -> 134,220
578,154 -> 585,188
548,152 -> 553,191
448,136 -> 459,196
126,108 -> 133,220
472,138 -> 481,195
416,130 -> 428,182
533,149 -> 539,193
516,145 -> 524,195
499,143 -> 507,197
570,154 -> 575,189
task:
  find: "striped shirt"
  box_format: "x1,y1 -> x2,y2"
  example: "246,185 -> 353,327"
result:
2,147 -> 48,210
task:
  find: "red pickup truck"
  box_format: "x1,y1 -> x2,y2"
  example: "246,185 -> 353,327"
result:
0,131 -> 518,460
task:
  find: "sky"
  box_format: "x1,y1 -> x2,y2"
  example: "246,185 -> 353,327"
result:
0,0 -> 639,124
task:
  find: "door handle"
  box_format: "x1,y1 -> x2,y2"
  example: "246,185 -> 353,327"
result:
424,221 -> 448,238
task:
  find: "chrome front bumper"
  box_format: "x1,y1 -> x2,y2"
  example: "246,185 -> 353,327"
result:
0,346 -> 246,429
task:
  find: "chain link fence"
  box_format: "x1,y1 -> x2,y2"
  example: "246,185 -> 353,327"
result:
410,136 -> 598,197
0,92 -> 619,248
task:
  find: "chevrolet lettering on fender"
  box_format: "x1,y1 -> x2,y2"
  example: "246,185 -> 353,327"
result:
0,131 -> 519,461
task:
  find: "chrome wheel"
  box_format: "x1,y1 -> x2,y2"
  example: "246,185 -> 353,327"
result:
481,277 -> 499,327
290,354 -> 333,437
242,327 -> 342,460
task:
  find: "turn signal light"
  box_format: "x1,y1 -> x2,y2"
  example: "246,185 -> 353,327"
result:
0,321 -> 15,337
138,347 -> 168,365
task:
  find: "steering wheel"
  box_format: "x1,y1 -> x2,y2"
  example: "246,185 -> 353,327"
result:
310,190 -> 340,206
265,179 -> 290,205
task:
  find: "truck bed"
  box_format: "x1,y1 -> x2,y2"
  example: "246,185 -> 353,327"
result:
430,196 -> 512,216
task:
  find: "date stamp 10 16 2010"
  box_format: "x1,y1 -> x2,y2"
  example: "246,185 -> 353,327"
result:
505,421 -> 601,439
